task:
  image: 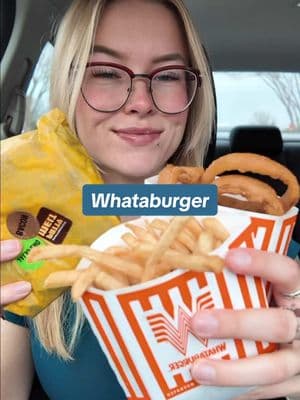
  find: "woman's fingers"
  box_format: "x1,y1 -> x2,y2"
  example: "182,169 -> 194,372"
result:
0,240 -> 31,306
189,249 -> 300,389
225,248 -> 300,295
0,281 -> 32,306
191,308 -> 298,343
0,239 -> 22,262
191,347 -> 300,386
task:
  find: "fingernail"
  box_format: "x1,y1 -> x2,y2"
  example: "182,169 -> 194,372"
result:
225,248 -> 252,271
13,282 -> 32,295
192,362 -> 216,384
1,239 -> 22,256
193,314 -> 218,336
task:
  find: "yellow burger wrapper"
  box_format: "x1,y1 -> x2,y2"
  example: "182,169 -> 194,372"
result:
1,108 -> 119,316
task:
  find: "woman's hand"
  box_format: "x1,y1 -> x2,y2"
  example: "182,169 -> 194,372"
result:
0,240 -> 32,306
190,248 -> 300,400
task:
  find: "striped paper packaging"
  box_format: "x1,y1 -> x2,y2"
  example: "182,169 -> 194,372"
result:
79,207 -> 298,400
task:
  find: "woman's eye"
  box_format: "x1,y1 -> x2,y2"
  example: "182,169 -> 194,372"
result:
155,72 -> 180,82
91,69 -> 121,79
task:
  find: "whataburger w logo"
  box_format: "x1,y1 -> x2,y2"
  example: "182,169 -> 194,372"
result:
145,215 -> 297,356
147,290 -> 214,355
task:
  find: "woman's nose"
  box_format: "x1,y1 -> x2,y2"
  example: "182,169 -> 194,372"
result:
123,79 -> 154,115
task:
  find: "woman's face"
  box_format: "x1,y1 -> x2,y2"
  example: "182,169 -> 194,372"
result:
75,0 -> 189,183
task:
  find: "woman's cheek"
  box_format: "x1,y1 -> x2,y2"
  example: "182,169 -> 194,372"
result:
164,113 -> 188,147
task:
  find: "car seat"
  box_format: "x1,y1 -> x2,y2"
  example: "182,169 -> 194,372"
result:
229,125 -> 300,244
230,125 -> 284,160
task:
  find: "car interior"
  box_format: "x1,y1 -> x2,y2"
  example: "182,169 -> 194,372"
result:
1,1 -> 300,399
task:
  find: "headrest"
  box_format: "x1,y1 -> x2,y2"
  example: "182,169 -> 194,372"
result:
230,126 -> 283,155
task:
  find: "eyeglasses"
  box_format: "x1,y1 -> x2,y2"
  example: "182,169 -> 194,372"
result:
81,62 -> 202,114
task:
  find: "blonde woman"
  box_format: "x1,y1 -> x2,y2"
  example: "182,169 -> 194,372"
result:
1,1 -> 299,399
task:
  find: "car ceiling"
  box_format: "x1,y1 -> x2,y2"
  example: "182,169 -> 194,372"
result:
184,0 -> 300,72
49,0 -> 300,72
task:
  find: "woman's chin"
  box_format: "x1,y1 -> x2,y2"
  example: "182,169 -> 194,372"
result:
115,159 -> 163,178
101,164 -> 161,183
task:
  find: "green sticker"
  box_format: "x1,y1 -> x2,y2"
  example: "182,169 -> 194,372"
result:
16,237 -> 46,271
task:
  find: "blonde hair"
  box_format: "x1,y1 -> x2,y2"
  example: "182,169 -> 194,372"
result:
36,0 -> 216,359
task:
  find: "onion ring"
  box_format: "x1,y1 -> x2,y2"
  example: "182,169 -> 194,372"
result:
202,153 -> 300,213
158,164 -> 204,184
214,175 -> 285,215
218,195 -> 267,214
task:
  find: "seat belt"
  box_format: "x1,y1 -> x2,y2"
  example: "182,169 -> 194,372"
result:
1,58 -> 32,139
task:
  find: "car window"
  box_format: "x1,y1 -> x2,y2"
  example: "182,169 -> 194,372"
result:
214,71 -> 300,137
23,42 -> 53,131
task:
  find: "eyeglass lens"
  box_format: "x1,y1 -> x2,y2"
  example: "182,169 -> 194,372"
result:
81,65 -> 198,113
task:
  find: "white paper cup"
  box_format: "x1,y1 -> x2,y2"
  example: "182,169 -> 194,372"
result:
78,205 -> 298,400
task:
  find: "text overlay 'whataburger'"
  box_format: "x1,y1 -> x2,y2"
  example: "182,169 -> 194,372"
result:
82,184 -> 217,216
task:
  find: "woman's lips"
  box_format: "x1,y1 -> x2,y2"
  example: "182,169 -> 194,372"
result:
114,128 -> 162,145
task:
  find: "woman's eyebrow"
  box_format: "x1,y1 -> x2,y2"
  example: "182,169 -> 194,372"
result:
152,53 -> 186,64
92,44 -> 124,59
92,45 -> 186,64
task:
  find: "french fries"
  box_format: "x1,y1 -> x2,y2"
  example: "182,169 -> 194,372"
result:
141,216 -> 191,282
28,244 -> 143,280
28,216 -> 229,301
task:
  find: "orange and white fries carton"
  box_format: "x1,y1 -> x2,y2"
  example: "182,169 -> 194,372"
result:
79,207 -> 298,400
